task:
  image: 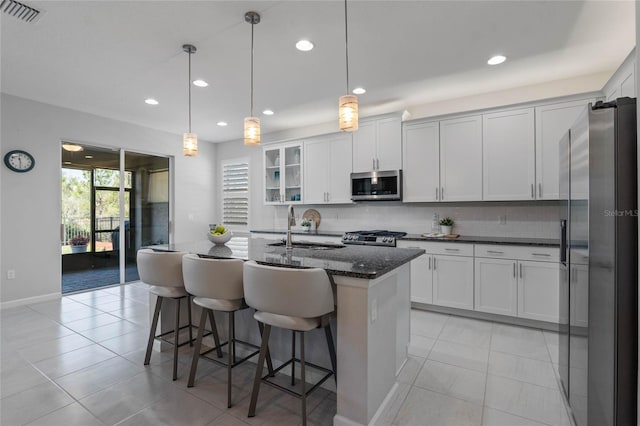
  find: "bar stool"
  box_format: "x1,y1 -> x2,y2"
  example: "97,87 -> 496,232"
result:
137,248 -> 193,381
243,260 -> 337,426
182,254 -> 273,408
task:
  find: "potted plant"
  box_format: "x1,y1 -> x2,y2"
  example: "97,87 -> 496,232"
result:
301,219 -> 311,232
69,235 -> 90,253
439,217 -> 454,235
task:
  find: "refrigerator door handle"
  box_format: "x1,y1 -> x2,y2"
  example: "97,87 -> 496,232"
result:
560,220 -> 567,263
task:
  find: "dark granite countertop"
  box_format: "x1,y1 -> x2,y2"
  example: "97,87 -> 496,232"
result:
251,229 -> 559,247
148,237 -> 424,279
400,234 -> 559,247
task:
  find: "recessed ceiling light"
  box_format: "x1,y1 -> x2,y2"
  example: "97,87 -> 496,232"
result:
145,98 -> 159,105
193,79 -> 208,87
295,39 -> 314,52
217,121 -> 228,127
487,55 -> 506,65
85,155 -> 93,159
263,109 -> 274,116
353,87 -> 366,95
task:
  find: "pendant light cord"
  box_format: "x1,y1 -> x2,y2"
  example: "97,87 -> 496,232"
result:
188,49 -> 192,133
250,22 -> 255,117
344,0 -> 350,94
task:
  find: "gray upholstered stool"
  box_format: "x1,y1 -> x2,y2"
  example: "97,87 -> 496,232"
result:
137,248 -> 193,381
182,254 -> 273,408
243,260 -> 337,426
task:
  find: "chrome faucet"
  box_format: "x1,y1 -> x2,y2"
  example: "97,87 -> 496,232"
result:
287,204 -> 296,249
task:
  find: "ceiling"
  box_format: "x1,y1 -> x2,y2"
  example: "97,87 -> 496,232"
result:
1,1 -> 636,144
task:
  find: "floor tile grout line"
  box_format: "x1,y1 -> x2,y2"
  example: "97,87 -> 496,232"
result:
479,321 -> 497,425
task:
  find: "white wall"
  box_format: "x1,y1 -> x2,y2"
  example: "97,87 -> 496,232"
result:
0,94 -> 216,304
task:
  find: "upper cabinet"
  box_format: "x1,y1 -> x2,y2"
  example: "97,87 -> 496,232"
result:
603,49 -> 636,101
402,121 -> 439,202
353,115 -> 402,172
535,98 -> 595,200
304,133 -> 353,204
482,108 -> 535,201
440,115 -> 483,201
263,142 -> 303,205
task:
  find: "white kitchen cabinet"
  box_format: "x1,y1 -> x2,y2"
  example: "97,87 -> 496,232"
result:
439,115 -> 483,201
264,142 -> 303,205
408,254 -> 433,304
517,260 -> 560,323
402,121 -> 439,202
432,254 -> 474,310
482,108 -> 535,200
474,257 -> 518,316
353,115 -> 402,172
304,134 -> 353,204
604,51 -> 635,101
535,98 -> 595,200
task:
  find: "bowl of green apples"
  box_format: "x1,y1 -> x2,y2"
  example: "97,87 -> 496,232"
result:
207,225 -> 233,245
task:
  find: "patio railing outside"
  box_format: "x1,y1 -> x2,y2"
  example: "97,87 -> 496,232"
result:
62,216 -> 128,252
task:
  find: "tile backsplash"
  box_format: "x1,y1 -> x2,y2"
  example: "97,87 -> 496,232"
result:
262,201 -> 561,239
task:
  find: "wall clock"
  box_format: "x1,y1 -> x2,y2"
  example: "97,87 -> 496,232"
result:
4,150 -> 35,173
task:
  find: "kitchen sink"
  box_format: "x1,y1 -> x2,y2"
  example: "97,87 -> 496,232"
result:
267,241 -> 346,250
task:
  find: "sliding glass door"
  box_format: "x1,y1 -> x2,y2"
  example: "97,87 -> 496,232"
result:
61,143 -> 170,293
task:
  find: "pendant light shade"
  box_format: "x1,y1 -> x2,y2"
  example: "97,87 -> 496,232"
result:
339,0 -> 358,132
244,117 -> 261,146
339,94 -> 358,132
244,11 -> 261,146
182,44 -> 198,157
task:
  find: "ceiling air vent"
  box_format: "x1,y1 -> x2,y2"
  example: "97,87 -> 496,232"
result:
1,0 -> 41,23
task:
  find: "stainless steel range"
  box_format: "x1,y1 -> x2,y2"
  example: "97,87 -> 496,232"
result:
342,230 -> 407,247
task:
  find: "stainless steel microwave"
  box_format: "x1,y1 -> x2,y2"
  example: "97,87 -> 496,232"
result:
351,170 -> 402,201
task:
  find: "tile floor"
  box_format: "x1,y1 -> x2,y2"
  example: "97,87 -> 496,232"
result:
1,283 -> 573,426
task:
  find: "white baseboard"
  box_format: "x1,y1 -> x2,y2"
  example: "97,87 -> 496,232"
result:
1,292 -> 61,309
333,382 -> 399,426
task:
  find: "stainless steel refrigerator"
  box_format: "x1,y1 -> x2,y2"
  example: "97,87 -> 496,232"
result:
558,97 -> 637,426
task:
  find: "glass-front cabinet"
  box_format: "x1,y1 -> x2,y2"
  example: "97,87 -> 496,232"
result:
263,142 -> 303,205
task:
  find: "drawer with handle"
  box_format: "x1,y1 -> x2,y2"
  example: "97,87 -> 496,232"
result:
397,240 -> 473,257
475,244 -> 558,262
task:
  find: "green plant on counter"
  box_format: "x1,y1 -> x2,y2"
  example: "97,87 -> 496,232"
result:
301,220 -> 311,227
439,217 -> 454,226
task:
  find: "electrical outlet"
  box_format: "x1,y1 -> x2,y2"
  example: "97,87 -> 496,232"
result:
371,298 -> 378,323
7,270 -> 15,279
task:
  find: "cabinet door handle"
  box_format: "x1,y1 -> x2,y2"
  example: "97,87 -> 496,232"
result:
327,192 -> 330,202
487,250 -> 504,254
440,187 -> 444,200
376,158 -> 380,170
444,248 -> 459,252
428,256 -> 431,270
531,184 -> 534,199
519,263 -> 523,278
513,263 -> 516,278
372,158 -> 376,170
436,187 -> 439,201
538,183 -> 542,198
531,253 -> 551,257
433,257 -> 436,270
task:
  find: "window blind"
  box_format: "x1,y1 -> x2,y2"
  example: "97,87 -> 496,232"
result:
222,161 -> 249,226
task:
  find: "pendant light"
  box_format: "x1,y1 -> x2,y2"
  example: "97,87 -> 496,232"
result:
339,0 -> 358,132
244,11 -> 261,146
183,44 -> 198,157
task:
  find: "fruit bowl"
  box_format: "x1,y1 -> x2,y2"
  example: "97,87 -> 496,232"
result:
207,230 -> 232,245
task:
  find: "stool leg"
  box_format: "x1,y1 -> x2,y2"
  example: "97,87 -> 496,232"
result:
300,331 -> 307,426
187,295 -> 193,346
324,324 -> 337,383
188,309 -> 208,387
231,312 -> 236,364
257,322 -> 275,377
248,323 -> 271,417
208,310 -> 223,358
144,296 -> 163,366
173,297 -> 181,381
228,311 -> 233,408
291,330 -> 296,386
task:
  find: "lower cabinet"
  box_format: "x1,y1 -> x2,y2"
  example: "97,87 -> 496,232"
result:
517,260 -> 560,323
409,254 -> 433,304
474,257 -> 518,316
432,255 -> 474,310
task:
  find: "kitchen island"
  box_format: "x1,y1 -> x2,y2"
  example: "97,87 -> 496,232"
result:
149,237 -> 424,426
